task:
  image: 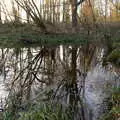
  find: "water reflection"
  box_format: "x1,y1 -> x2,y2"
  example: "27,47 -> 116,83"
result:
0,44 -> 118,120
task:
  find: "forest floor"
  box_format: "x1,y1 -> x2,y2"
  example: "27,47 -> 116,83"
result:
0,22 -> 119,47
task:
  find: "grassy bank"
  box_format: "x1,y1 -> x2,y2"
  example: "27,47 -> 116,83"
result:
0,33 -> 90,48
0,22 -> 120,47
0,23 -> 88,47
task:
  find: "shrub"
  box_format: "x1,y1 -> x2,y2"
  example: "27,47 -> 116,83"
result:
101,87 -> 120,120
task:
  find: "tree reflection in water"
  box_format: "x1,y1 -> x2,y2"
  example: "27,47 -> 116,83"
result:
0,44 -> 99,120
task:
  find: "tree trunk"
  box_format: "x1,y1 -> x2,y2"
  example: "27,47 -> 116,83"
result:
0,3 -> 1,22
71,0 -> 78,30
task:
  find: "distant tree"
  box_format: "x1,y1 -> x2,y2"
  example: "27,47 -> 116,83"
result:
12,0 -> 20,22
81,0 -> 96,23
0,2 -> 1,22
71,0 -> 85,30
63,0 -> 71,24
109,0 -> 120,21
110,0 -> 120,11
15,0 -> 47,32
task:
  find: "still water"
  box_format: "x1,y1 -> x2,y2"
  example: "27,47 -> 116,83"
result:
0,44 -> 119,120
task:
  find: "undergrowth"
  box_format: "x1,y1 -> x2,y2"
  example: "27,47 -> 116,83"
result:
101,87 -> 120,120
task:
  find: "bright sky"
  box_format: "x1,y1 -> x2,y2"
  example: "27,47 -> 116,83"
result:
0,0 -> 114,22
1,0 -> 64,22
1,0 -> 27,22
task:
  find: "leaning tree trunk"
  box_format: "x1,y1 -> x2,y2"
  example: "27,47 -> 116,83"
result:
15,0 -> 47,33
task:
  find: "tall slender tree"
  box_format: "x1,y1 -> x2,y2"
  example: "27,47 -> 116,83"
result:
0,2 -> 1,22
71,0 -> 85,30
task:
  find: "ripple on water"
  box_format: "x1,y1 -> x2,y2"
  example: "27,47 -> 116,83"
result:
84,64 -> 117,120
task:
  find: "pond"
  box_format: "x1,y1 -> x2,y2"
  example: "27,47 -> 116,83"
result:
0,44 -> 119,120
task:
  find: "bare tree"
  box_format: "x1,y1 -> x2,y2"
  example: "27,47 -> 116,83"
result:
12,0 -> 20,22
71,0 -> 85,31
15,0 -> 47,32
0,2 -> 2,22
